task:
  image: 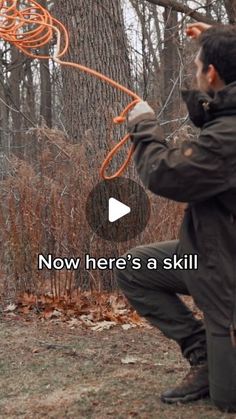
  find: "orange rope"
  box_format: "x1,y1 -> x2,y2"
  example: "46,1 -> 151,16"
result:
0,0 -> 141,179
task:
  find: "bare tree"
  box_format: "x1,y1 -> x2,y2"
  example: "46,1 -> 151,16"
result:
162,8 -> 180,128
39,0 -> 52,128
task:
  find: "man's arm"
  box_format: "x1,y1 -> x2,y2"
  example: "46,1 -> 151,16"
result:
129,117 -> 229,203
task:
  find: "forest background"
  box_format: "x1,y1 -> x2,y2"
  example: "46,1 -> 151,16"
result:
0,0 -> 235,302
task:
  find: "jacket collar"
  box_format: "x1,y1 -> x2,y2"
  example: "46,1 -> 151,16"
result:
181,81 -> 236,128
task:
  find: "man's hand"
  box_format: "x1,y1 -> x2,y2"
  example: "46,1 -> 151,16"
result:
186,22 -> 212,39
128,101 -> 155,125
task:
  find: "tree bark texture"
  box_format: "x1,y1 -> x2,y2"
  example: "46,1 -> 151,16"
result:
162,8 -> 180,128
224,0 -> 236,24
0,55 -> 9,156
39,0 -> 52,128
9,46 -> 23,158
55,0 -> 131,147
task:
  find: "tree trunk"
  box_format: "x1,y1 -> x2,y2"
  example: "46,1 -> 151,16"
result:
0,57 -> 9,156
55,0 -> 131,146
9,46 -> 23,158
224,0 -> 236,24
161,8 -> 179,131
129,0 -> 161,105
39,0 -> 52,128
55,0 -> 131,291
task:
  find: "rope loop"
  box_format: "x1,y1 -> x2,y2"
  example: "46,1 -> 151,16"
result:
113,116 -> 126,124
0,0 -> 141,179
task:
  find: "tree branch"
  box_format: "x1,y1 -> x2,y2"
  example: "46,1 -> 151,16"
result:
144,0 -> 217,25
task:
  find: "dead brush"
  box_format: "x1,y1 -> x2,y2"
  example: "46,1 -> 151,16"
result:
0,125 -> 186,307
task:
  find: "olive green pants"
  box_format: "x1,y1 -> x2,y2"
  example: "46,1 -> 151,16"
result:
115,240 -> 236,412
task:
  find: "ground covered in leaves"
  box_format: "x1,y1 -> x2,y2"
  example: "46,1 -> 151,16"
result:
0,302 -> 235,419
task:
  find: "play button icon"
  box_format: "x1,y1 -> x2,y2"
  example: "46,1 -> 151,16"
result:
109,198 -> 130,223
86,177 -> 150,242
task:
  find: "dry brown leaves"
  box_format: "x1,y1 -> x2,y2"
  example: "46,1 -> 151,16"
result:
4,291 -> 152,331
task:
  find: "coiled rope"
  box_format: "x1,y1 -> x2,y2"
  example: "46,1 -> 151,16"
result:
0,0 -> 141,179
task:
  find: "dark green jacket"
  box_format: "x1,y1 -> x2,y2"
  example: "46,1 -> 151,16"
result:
128,82 -> 236,332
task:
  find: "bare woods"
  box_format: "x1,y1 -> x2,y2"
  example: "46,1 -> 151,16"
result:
0,0 -> 232,299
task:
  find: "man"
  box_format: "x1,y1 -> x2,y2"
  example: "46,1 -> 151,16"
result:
115,23 -> 236,412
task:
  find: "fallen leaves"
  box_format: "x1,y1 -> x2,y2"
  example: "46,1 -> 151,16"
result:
121,355 -> 150,365
43,309 -> 62,320
3,303 -> 17,312
91,321 -> 117,331
32,347 -> 40,354
121,324 -> 136,331
3,291 -> 152,331
121,355 -> 139,364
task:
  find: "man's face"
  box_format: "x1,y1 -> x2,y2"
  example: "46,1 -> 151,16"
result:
194,48 -> 225,92
194,49 -> 210,92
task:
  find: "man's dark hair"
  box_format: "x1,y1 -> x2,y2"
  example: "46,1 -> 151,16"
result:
198,25 -> 236,85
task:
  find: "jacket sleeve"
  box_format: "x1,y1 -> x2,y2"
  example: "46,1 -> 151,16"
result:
129,117 -> 229,203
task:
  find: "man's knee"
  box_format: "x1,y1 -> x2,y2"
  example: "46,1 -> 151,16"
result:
114,246 -> 143,288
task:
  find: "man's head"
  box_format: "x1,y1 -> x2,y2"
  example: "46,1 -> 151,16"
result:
194,25 -> 236,92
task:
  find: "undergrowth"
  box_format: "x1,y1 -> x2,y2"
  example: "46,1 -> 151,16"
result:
0,126 -> 185,301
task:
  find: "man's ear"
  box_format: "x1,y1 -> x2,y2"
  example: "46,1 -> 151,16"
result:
207,65 -> 217,84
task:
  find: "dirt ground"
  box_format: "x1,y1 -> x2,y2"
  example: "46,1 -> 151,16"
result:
0,314 -> 236,419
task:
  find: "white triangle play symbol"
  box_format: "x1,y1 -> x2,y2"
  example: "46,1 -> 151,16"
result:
108,197 -> 131,223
